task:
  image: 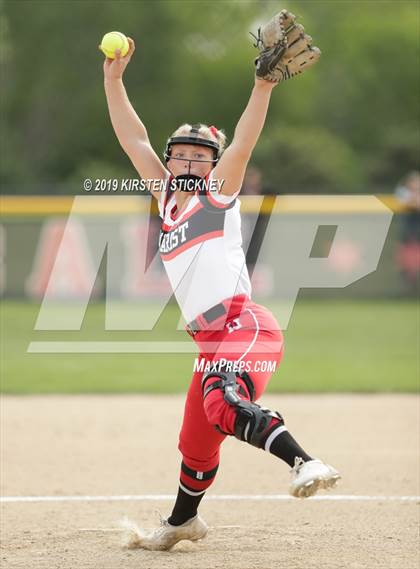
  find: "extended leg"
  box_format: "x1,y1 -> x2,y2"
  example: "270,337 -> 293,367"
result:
167,460 -> 219,525
167,365 -> 227,526
123,365 -> 224,551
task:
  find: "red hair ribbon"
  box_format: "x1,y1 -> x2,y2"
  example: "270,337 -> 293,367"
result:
209,125 -> 219,137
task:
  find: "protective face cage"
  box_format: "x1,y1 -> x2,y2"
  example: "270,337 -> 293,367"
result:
163,124 -> 221,166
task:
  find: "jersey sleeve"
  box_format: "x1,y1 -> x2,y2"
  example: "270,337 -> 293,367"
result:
204,171 -> 240,208
207,186 -> 241,205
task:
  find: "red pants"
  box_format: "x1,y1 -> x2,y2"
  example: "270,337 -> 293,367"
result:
178,295 -> 284,490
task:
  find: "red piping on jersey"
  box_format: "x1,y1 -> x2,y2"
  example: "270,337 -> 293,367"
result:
163,172 -> 209,218
161,201 -> 204,232
161,230 -> 224,261
170,204 -> 179,221
206,188 -> 236,209
170,190 -> 201,222
163,172 -> 236,222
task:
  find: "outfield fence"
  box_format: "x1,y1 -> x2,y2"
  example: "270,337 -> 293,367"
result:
0,194 -> 417,299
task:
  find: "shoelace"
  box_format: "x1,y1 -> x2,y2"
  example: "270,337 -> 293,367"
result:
154,510 -> 170,533
290,456 -> 305,475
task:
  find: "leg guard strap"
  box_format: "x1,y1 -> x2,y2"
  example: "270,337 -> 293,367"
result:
201,363 -> 256,402
203,379 -> 248,401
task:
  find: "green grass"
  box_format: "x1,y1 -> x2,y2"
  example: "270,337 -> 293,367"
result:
1,299 -> 418,394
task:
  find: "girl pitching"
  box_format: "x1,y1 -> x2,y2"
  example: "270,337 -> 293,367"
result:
103,12 -> 339,551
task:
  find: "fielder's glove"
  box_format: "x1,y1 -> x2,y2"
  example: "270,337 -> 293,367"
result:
252,9 -> 321,82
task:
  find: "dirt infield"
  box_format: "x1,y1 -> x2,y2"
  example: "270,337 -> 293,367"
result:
1,394 -> 419,569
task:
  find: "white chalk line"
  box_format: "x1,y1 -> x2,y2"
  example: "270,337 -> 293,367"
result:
78,525 -> 242,532
1,494 -> 419,504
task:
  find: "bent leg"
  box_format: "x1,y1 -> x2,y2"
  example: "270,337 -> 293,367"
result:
200,310 -> 314,469
202,352 -> 313,468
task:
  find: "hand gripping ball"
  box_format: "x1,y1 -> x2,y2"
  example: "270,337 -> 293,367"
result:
99,31 -> 129,59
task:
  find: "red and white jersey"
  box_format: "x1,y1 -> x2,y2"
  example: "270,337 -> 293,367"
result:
157,171 -> 252,323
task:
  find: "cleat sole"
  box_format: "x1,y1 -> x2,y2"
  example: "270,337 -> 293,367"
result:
291,473 -> 341,498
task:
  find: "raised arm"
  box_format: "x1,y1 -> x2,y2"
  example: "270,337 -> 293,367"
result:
213,78 -> 276,196
103,38 -> 167,199
214,9 -> 320,197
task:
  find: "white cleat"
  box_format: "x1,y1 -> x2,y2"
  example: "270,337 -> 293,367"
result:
289,457 -> 341,498
125,514 -> 208,551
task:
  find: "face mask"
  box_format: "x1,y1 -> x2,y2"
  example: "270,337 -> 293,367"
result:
167,155 -> 217,175
174,174 -> 206,193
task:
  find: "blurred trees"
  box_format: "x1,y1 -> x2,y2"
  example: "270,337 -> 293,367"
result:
1,0 -> 419,194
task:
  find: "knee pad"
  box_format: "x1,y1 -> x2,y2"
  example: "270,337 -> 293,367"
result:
201,363 -> 283,447
232,400 -> 283,448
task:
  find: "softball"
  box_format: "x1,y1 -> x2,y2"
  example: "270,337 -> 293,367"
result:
99,31 -> 129,59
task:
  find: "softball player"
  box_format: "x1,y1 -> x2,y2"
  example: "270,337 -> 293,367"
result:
103,11 -> 340,551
